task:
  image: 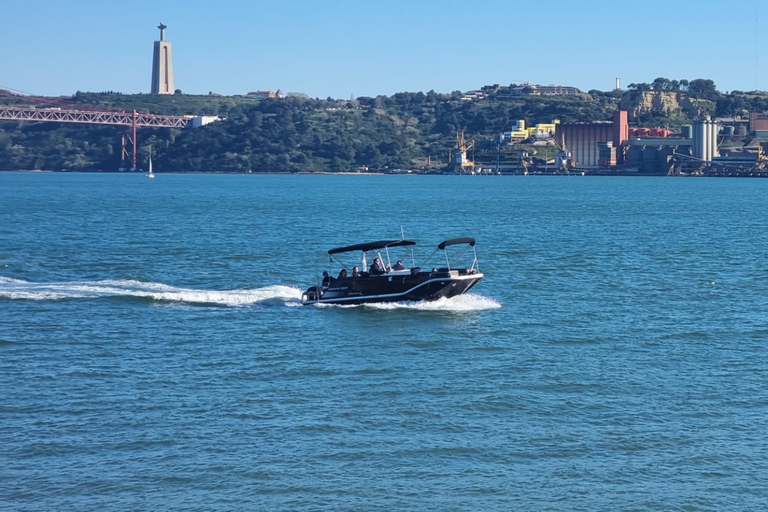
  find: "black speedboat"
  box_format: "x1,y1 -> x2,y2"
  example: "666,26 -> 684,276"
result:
301,237 -> 483,305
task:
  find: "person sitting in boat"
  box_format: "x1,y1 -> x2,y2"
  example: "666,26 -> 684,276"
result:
370,257 -> 387,275
337,268 -> 348,279
392,260 -> 405,270
352,266 -> 360,277
321,271 -> 332,287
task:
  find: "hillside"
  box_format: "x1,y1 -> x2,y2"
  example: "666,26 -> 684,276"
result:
2,81 -> 768,172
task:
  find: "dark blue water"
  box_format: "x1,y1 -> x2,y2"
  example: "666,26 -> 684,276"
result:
2,172 -> 767,511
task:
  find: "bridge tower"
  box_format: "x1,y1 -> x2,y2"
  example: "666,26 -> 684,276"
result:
151,22 -> 175,94
120,110 -> 139,171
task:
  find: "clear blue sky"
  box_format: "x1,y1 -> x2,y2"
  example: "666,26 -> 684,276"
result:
2,0 -> 767,98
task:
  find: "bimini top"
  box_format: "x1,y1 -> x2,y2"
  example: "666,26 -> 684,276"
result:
437,237 -> 476,250
328,239 -> 416,255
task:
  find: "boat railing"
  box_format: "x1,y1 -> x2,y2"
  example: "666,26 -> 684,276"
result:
441,244 -> 479,273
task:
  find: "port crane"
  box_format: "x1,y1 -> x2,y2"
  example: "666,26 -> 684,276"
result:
452,130 -> 476,172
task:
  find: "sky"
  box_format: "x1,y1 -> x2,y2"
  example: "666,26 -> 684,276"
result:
2,0 -> 768,99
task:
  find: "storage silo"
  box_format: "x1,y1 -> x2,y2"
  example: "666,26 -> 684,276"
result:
704,119 -> 712,161
693,120 -> 704,160
693,117 -> 718,161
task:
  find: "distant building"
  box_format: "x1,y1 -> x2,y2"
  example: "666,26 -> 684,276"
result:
508,84 -> 582,96
462,83 -> 581,102
151,23 -> 174,95
499,119 -> 560,142
692,117 -> 719,162
555,111 -> 628,167
556,122 -> 616,167
460,90 -> 485,101
714,117 -> 748,137
481,84 -> 508,93
628,128 -> 670,138
191,116 -> 219,128
551,108 -> 758,174
502,120 -> 529,141
749,112 -> 768,136
247,90 -> 284,99
537,85 -> 581,96
597,141 -> 616,166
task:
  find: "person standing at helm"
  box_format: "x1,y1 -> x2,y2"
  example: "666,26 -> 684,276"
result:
370,258 -> 386,275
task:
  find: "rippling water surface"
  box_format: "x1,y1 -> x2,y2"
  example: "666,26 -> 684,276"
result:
1,172 -> 767,511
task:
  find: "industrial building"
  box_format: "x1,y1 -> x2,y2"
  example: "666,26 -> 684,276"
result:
692,117 -> 719,161
750,113 -> 768,137
556,122 -> 616,167
553,111 -> 748,175
555,111 -> 628,168
462,107 -> 768,175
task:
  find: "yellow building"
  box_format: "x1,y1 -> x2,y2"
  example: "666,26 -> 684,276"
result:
503,120 -> 560,141
530,119 -> 559,137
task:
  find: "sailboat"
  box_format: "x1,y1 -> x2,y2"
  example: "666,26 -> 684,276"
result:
147,153 -> 155,178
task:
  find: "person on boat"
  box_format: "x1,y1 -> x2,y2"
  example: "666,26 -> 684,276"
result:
370,257 -> 386,275
322,271 -> 332,287
352,266 -> 360,277
392,260 -> 405,270
337,269 -> 348,279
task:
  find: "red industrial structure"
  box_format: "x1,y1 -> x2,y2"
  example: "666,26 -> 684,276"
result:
628,127 -> 670,138
556,110 -> 674,169
613,110 -> 629,156
0,92 -> 195,170
749,113 -> 768,132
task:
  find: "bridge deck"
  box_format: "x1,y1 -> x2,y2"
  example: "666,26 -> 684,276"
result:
0,106 -> 191,128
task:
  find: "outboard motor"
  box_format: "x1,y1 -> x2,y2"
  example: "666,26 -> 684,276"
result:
304,286 -> 321,302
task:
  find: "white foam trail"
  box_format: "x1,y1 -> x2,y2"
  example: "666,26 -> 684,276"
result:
0,276 -> 26,284
0,277 -> 302,306
1,277 -> 499,311
364,293 -> 501,311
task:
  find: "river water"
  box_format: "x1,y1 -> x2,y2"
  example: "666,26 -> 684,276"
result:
1,172 -> 766,511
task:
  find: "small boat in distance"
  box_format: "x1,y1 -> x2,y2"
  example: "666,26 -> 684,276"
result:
301,237 -> 483,305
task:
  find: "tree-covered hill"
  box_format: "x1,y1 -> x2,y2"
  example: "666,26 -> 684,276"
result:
2,79 -> 768,172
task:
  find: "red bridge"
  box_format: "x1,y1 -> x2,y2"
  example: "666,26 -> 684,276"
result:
0,88 -> 215,169
0,105 -> 192,128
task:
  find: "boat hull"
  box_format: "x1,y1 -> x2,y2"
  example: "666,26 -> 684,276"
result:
301,269 -> 483,305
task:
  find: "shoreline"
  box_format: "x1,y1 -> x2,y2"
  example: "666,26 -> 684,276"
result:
4,169 -> 768,178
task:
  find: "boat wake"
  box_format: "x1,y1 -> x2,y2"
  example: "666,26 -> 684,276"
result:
313,293 -> 501,311
365,293 -> 501,311
0,277 -> 303,307
0,277 -> 498,311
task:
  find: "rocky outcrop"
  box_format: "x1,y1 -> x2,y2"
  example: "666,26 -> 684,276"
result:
619,91 -> 715,120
